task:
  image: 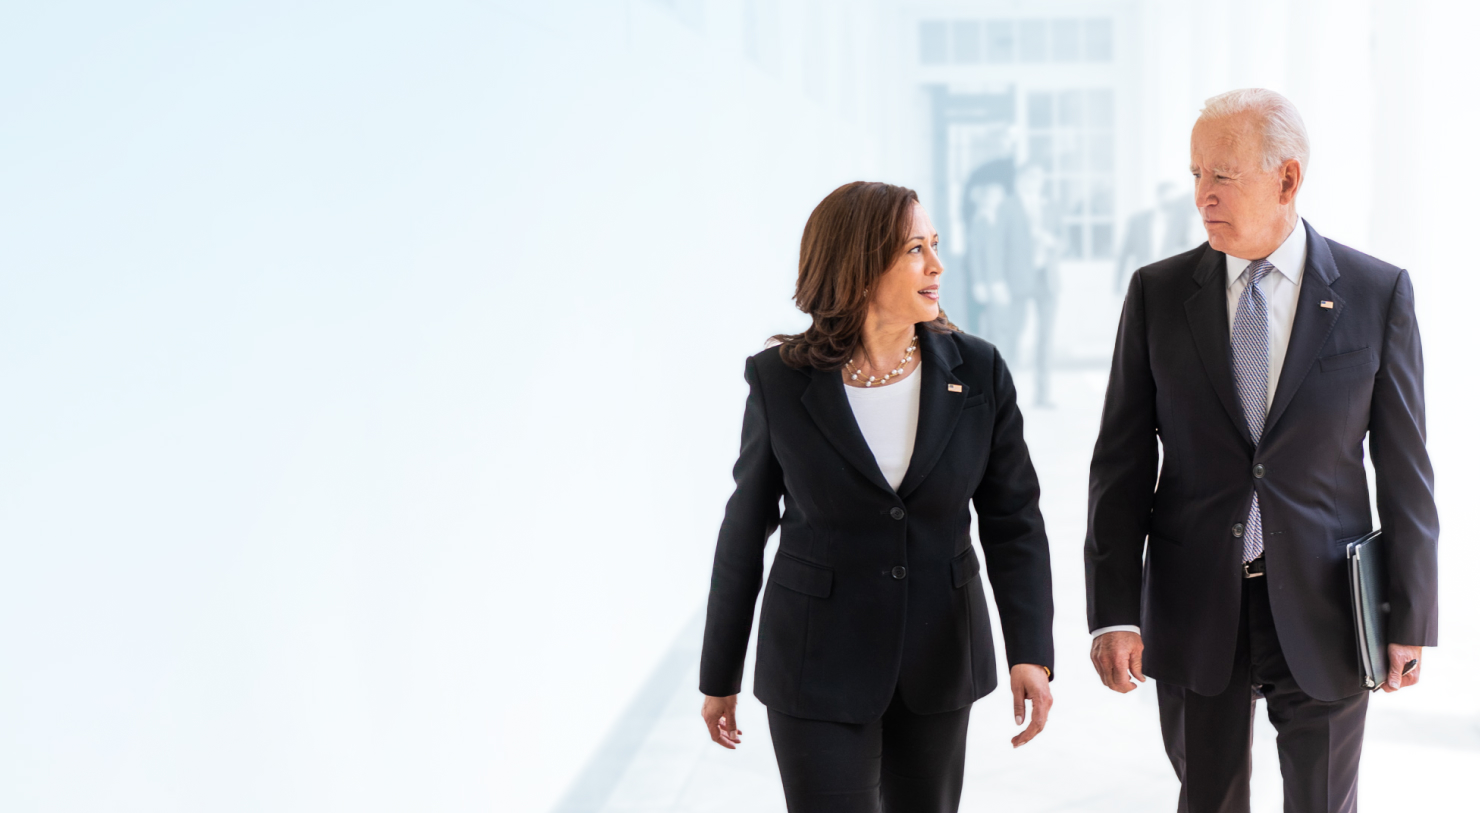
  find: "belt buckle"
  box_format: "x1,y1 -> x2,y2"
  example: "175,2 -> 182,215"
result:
1243,559 -> 1265,579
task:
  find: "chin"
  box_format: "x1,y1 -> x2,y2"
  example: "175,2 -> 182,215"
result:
1204,227 -> 1234,253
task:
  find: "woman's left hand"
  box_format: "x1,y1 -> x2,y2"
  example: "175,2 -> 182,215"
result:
1009,663 -> 1053,748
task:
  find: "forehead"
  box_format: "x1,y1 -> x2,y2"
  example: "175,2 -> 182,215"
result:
1191,115 -> 1262,164
908,202 -> 935,232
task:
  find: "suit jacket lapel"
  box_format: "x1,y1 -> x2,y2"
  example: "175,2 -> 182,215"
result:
896,328 -> 967,500
801,359 -> 895,495
1264,221 -> 1343,436
1184,245 -> 1254,447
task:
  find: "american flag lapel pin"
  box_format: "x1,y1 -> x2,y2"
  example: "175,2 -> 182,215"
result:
947,383 -> 963,393
1320,300 -> 1334,309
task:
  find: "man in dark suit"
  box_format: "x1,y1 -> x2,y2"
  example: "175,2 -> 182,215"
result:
1085,89 -> 1438,813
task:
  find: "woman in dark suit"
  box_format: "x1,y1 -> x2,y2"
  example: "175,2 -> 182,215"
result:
699,181 -> 1055,812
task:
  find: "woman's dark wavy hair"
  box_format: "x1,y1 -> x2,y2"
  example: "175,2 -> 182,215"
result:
771,181 -> 958,371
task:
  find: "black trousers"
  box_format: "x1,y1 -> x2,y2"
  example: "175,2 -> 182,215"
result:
1157,575 -> 1369,813
766,686 -> 971,813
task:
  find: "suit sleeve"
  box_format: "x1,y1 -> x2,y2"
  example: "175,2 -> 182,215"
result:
1369,269 -> 1439,646
698,355 -> 784,696
1084,270 -> 1159,632
972,346 -> 1054,673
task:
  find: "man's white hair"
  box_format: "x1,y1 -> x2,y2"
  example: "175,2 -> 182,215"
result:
1198,88 -> 1310,172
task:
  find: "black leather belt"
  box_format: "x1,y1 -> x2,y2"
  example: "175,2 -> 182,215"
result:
1243,556 -> 1266,578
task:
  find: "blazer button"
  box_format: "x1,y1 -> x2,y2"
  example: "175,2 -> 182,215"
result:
891,566 -> 907,579
1232,523 -> 1245,538
1253,463 -> 1266,479
889,507 -> 905,520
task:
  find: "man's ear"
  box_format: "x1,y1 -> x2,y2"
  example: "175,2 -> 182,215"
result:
1279,159 -> 1302,204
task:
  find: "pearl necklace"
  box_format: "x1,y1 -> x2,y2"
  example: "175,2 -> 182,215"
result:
847,334 -> 918,387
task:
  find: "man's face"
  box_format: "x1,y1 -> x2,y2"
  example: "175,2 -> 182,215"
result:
1190,113 -> 1298,258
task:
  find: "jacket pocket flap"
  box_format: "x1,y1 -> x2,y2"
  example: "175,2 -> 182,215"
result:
770,552 -> 833,598
950,547 -> 981,589
1319,347 -> 1376,372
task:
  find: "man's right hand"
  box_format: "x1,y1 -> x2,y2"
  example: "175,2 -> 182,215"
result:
1091,631 -> 1147,693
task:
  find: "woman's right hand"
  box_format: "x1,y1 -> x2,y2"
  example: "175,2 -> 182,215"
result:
701,694 -> 742,749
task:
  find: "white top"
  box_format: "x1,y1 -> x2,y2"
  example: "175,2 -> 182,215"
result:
843,362 -> 922,491
1091,219 -> 1308,640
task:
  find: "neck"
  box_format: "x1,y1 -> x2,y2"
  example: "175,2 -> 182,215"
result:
1246,208 -> 1299,260
858,315 -> 916,371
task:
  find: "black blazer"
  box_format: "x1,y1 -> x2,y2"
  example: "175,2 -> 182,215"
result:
699,327 -> 1054,724
1086,220 -> 1439,702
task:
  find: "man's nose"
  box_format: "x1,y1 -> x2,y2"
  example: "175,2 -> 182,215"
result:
1194,178 -> 1215,208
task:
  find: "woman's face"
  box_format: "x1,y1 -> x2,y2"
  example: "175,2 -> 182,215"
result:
871,202 -> 943,327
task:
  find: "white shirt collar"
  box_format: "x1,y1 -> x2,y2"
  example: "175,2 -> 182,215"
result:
1225,217 -> 1308,288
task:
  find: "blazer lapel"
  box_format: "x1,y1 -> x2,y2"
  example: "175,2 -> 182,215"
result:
1264,221 -> 1343,436
801,360 -> 895,495
1184,245 -> 1254,447
896,328 -> 967,500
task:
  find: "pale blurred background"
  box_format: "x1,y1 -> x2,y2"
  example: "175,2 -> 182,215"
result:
1,1 -> 1476,811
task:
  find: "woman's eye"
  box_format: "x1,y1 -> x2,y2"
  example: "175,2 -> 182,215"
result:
908,246 -> 921,254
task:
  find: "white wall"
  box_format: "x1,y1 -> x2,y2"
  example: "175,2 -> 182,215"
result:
0,2 -> 896,810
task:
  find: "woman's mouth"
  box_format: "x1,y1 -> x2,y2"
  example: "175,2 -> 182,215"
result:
919,288 -> 939,301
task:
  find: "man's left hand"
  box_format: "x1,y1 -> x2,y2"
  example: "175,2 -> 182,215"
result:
1383,644 -> 1423,692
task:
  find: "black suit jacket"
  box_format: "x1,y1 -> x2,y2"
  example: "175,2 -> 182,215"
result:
1086,220 -> 1439,702
700,327 -> 1054,723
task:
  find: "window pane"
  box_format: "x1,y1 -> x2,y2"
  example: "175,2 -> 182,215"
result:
1059,178 -> 1084,215
1065,222 -> 1085,259
1028,134 -> 1054,170
1085,19 -> 1113,61
1051,19 -> 1081,62
1058,90 -> 1083,127
1019,20 -> 1047,62
1092,222 -> 1115,258
920,21 -> 948,65
985,20 -> 1013,63
1086,89 -> 1114,128
1090,177 -> 1114,215
1027,92 -> 1054,128
952,20 -> 981,63
1058,133 -> 1083,173
1087,132 -> 1114,170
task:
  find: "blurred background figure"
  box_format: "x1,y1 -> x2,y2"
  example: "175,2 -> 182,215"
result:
1017,162 -> 1061,407
1115,180 -> 1201,291
964,175 -> 1005,341
964,159 -> 1033,368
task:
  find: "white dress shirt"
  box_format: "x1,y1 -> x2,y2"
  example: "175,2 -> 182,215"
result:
1091,219 -> 1308,640
843,362 -> 922,491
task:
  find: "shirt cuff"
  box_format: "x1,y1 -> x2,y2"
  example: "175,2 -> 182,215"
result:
1090,625 -> 1141,639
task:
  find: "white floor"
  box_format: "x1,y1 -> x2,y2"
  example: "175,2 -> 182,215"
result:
577,358 -> 1480,813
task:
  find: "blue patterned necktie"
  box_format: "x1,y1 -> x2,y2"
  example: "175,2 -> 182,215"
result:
1232,260 -> 1275,563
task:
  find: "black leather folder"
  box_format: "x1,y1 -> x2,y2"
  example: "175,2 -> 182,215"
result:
1345,530 -> 1389,690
